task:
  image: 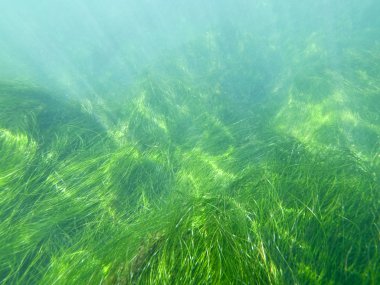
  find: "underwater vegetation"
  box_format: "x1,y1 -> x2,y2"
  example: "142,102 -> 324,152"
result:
1,1 -> 380,284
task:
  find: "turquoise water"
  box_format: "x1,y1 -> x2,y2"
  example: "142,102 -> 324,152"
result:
0,1 -> 379,284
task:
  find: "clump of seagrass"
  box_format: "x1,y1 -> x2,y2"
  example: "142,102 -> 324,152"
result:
118,194 -> 282,285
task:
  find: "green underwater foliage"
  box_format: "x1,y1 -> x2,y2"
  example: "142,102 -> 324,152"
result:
1,19 -> 380,285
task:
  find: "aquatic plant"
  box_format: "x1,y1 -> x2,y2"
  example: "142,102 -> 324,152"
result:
1,14 -> 379,285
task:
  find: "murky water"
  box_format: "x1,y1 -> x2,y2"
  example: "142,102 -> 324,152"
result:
0,1 -> 379,284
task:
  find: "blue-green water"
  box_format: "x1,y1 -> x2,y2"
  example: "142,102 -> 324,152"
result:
0,1 -> 379,284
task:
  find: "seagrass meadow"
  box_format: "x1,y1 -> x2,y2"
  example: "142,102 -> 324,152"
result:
0,1 -> 379,284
